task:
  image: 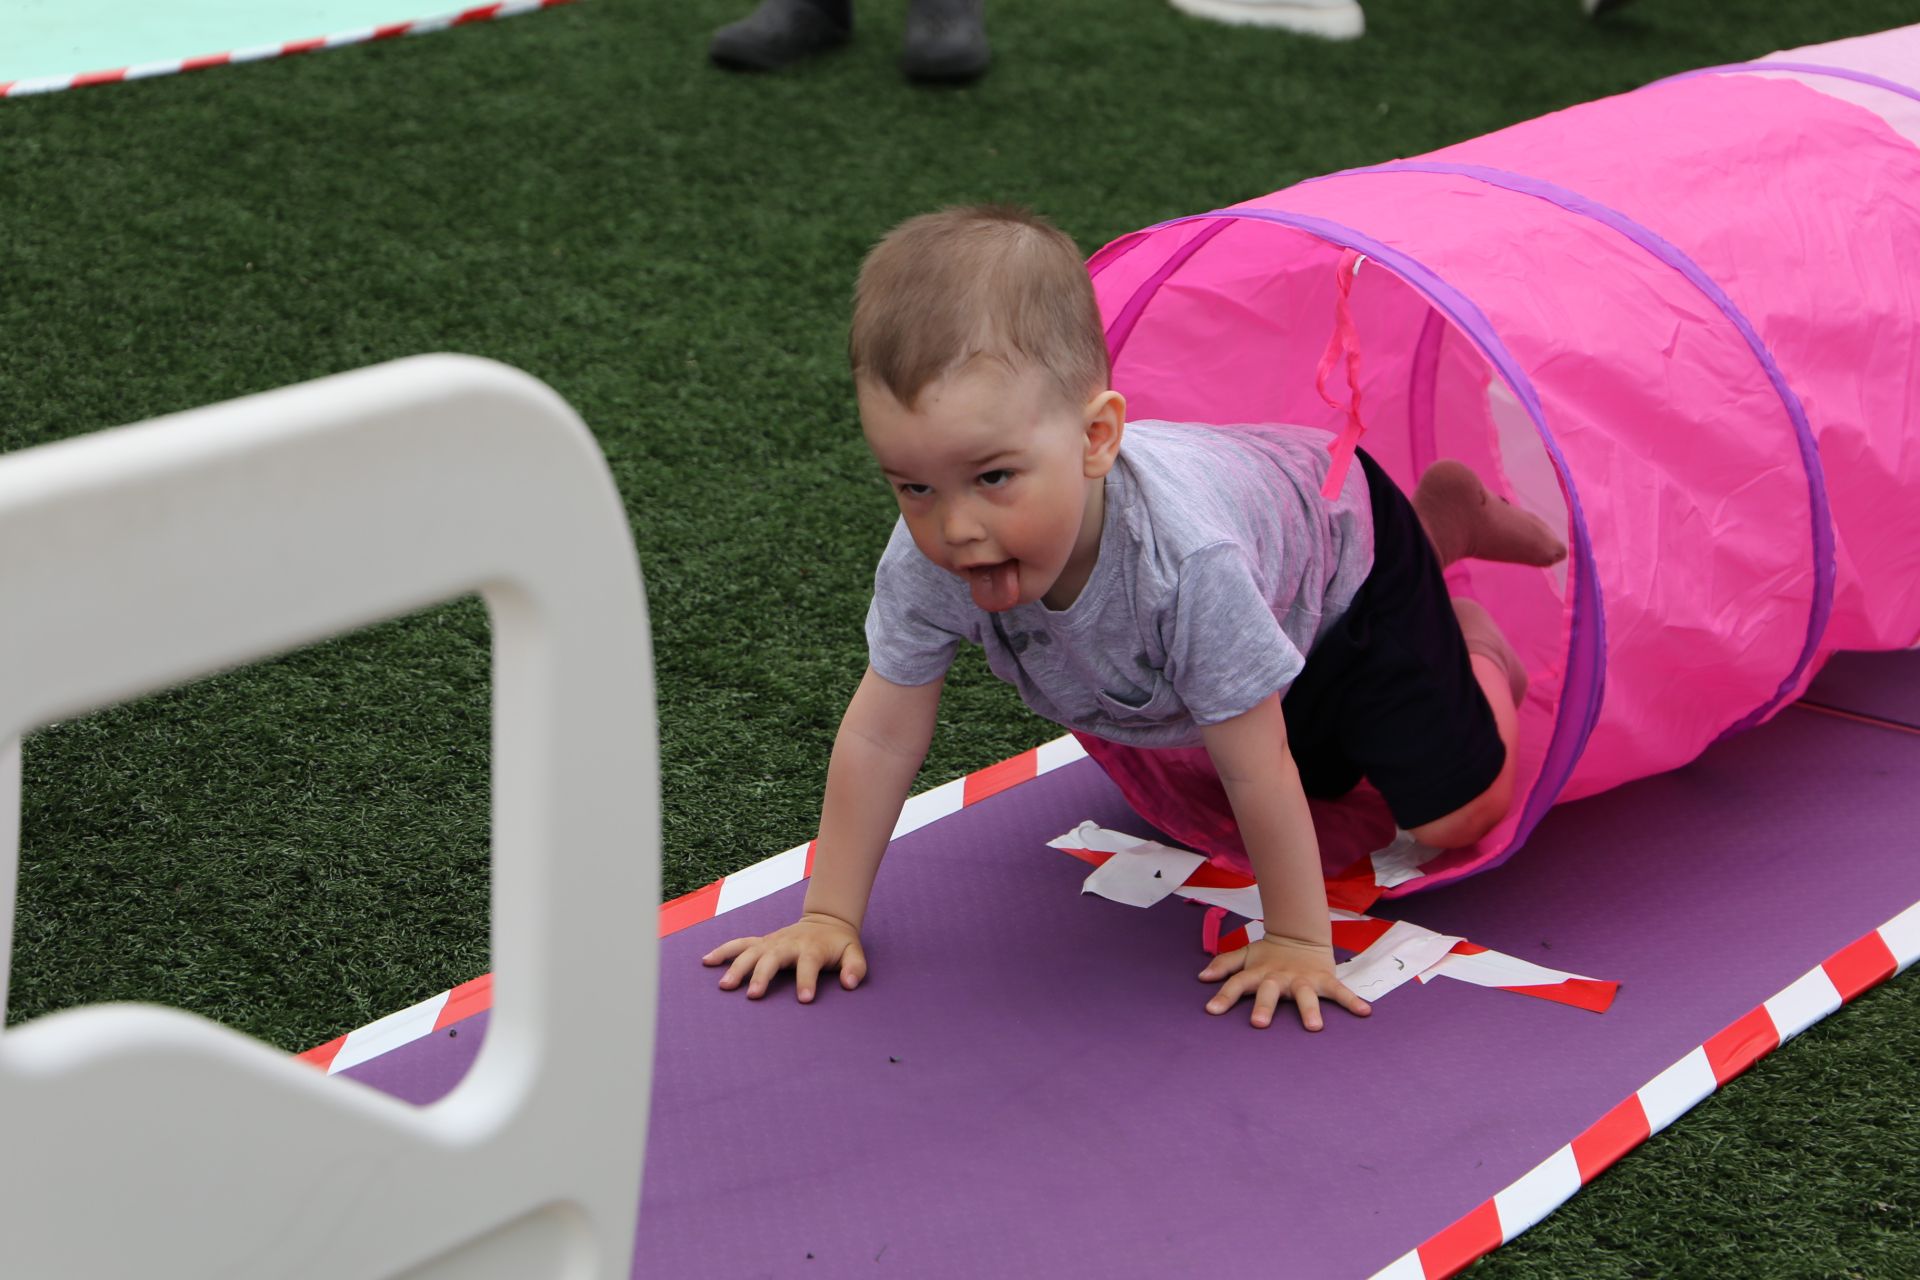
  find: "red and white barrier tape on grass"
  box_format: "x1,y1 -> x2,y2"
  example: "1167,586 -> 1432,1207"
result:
1369,900 -> 1920,1280
298,734 -> 1090,1073
0,0 -> 577,99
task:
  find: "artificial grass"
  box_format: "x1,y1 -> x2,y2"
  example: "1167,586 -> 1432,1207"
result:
1,0 -> 1915,1273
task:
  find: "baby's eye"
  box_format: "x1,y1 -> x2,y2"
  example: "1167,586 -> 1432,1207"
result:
978,469 -> 1012,488
897,483 -> 932,498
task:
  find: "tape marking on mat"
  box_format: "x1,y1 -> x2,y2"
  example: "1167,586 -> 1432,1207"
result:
1053,821 -> 1620,1011
1369,904 -> 1920,1279
298,735 -> 1091,1073
292,728 -> 1919,1280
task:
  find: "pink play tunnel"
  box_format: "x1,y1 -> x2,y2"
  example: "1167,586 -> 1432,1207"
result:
1083,25 -> 1920,893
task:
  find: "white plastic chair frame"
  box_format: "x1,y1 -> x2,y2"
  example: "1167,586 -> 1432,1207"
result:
0,356 -> 658,1279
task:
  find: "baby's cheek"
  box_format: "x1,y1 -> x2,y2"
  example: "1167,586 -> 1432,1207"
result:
1007,508 -> 1057,559
903,519 -> 947,566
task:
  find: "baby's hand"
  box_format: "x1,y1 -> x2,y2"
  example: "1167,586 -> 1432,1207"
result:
702,912 -> 868,1003
1199,934 -> 1372,1031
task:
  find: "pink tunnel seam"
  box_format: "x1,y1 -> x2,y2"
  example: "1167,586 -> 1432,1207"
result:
1407,310 -> 1444,478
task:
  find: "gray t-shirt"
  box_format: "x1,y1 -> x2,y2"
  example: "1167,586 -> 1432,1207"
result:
864,420 -> 1376,748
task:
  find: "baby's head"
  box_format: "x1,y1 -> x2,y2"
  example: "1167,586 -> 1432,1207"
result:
851,206 -> 1125,613
850,204 -> 1110,415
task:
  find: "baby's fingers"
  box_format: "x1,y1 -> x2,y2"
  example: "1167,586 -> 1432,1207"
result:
702,935 -> 762,967
839,940 -> 868,991
1250,978 -> 1286,1029
1323,978 -> 1373,1021
1198,946 -> 1248,984
717,946 -> 763,991
1204,971 -> 1252,1016
745,949 -> 786,999
797,941 -> 869,1000
795,953 -> 823,1003
1293,983 -> 1324,1032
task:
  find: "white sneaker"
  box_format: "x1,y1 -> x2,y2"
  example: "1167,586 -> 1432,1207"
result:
1168,0 -> 1364,39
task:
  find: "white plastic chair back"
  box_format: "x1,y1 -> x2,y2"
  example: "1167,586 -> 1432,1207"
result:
0,356 -> 658,1279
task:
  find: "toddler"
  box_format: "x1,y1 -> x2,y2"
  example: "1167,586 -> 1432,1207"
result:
705,205 -> 1564,1030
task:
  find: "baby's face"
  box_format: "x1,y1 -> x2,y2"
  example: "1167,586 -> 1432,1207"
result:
861,363 -> 1099,613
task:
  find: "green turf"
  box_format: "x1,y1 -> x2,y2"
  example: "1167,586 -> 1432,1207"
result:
1,0 -> 1915,1273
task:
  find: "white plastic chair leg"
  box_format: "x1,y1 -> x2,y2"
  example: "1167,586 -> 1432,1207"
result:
0,355 -> 658,1279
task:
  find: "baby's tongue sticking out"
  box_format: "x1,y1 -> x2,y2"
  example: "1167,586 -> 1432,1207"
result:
968,561 -> 1021,612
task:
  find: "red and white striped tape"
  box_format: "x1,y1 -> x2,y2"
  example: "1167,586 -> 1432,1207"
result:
1200,908 -> 1614,1013
301,973 -> 492,1074
1049,823 -> 1620,1012
294,731 -> 1920,1280
298,734 -> 1089,1072
1368,899 -> 1920,1280
0,0 -> 577,100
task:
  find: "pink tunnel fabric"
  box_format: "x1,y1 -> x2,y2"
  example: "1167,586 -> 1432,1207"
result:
1082,24 -> 1920,894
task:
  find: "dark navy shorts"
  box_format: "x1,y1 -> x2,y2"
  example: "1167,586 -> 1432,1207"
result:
1280,450 -> 1507,830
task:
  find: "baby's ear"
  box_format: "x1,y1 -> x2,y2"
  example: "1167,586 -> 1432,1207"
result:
1082,390 -> 1126,478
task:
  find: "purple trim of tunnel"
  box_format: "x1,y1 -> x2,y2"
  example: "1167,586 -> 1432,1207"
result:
1335,159 -> 1837,742
1085,228 -> 1154,278
1650,60 -> 1920,105
1095,207 -> 1607,872
1101,220 -> 1234,358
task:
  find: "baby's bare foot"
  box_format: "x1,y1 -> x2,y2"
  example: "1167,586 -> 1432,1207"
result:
1414,460 -> 1567,569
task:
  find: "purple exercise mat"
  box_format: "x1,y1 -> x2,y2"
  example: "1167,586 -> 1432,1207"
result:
1805,649 -> 1920,729
342,655 -> 1920,1278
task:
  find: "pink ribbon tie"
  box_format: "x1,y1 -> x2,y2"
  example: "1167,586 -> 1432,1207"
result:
1315,249 -> 1369,500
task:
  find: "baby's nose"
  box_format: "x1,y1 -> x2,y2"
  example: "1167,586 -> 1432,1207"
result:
941,502 -> 986,544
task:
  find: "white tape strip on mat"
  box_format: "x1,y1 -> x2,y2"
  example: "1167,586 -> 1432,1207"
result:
302,735 -> 1092,1073
1369,901 -> 1919,1278
1055,821 -> 1617,1011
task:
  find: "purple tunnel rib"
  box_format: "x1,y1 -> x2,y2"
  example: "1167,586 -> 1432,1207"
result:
1651,60 -> 1920,106
1101,219 -> 1233,360
1098,206 -> 1607,873
1336,160 -> 1837,743
1085,228 -> 1154,280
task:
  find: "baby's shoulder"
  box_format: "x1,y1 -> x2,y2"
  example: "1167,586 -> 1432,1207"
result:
1124,420 -> 1325,496
1119,423 -> 1272,545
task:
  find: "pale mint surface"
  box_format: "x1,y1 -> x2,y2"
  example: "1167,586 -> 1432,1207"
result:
2,0 -> 464,84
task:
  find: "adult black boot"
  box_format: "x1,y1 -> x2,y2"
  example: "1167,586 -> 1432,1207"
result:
710,0 -> 852,72
901,0 -> 989,83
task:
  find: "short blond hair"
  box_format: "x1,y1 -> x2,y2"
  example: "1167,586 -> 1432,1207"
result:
849,205 -> 1110,411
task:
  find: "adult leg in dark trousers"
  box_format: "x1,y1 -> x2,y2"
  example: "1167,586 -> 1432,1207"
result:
710,0 -> 989,82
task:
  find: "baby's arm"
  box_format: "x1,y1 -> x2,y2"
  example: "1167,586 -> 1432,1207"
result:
703,665 -> 942,1002
1197,693 -> 1371,1031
